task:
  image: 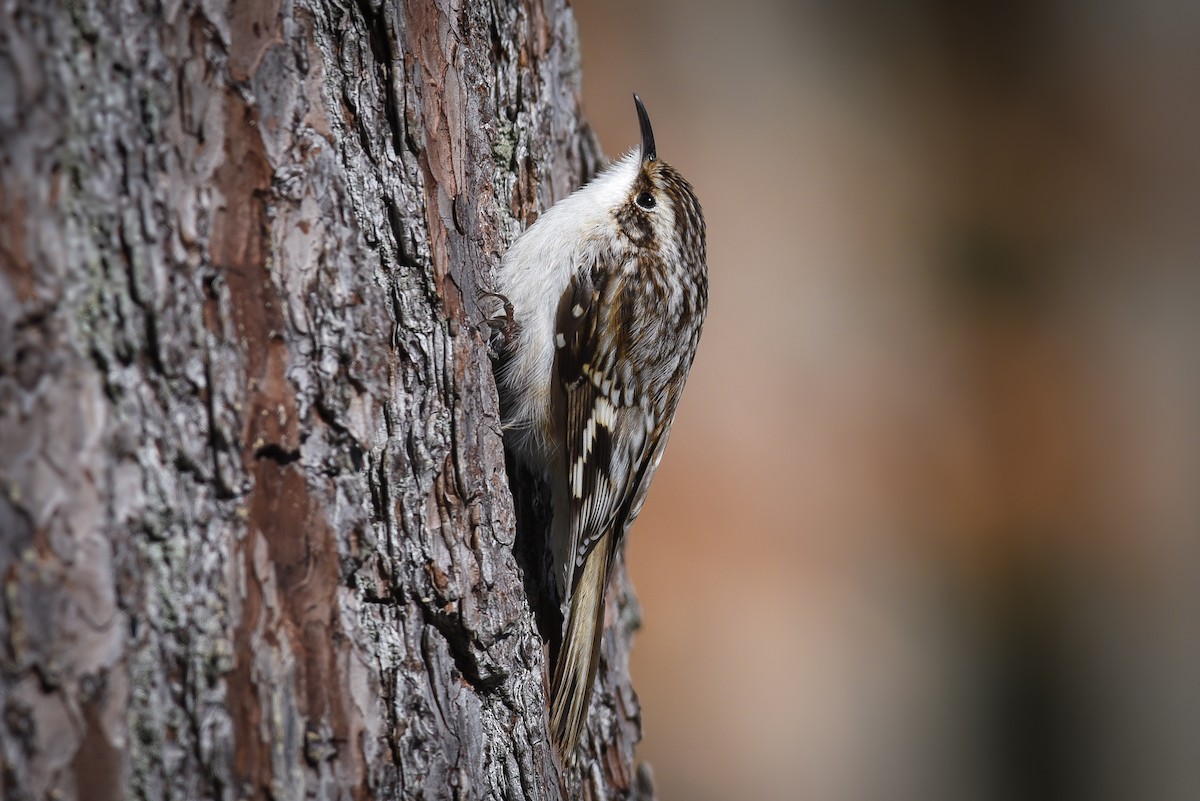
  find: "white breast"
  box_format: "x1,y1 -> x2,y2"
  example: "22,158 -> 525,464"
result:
496,152 -> 641,463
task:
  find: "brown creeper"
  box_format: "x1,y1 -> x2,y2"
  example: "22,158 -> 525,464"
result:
494,95 -> 707,757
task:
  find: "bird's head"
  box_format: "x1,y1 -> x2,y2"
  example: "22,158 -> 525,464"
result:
609,95 -> 705,268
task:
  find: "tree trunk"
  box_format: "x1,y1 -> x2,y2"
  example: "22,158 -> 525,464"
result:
0,1 -> 651,798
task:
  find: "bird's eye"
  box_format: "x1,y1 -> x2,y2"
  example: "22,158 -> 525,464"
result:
635,191 -> 656,210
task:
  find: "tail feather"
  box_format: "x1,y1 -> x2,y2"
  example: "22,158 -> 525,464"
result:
549,530 -> 614,758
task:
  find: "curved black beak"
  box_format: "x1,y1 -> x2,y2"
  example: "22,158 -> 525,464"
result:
633,94 -> 656,163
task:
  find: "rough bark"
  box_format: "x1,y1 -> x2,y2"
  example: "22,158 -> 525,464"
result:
0,1 -> 651,799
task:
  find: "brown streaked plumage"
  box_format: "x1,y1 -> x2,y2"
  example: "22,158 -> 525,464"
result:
494,94 -> 707,759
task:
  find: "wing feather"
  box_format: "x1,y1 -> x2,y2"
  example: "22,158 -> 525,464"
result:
553,262 -> 655,588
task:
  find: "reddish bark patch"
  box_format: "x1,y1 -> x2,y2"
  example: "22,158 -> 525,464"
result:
71,690 -> 122,801
209,92 -> 300,459
249,461 -> 347,737
228,0 -> 283,83
402,1 -> 468,324
211,83 -> 353,796
245,337 -> 301,459
0,184 -> 34,301
210,86 -> 279,797
210,94 -> 277,380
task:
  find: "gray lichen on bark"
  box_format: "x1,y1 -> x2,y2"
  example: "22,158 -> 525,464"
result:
0,1 -> 649,799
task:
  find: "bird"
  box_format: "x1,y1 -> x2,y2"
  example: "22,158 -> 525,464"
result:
492,94 -> 707,758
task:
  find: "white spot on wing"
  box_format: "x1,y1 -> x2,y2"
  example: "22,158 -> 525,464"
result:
571,457 -> 584,498
583,416 -> 596,455
595,396 -> 617,428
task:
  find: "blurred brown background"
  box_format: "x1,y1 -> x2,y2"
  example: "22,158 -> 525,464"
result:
571,2 -> 1200,800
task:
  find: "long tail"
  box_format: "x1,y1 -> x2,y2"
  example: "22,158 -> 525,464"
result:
549,529 -> 614,758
